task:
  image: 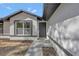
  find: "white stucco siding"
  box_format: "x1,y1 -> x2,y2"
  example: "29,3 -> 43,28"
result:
33,19 -> 39,36
47,3 -> 79,35
10,12 -> 38,36
47,3 -> 79,56
3,21 -> 10,35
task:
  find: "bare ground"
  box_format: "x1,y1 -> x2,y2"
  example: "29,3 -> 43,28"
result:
42,47 -> 57,56
0,39 -> 33,56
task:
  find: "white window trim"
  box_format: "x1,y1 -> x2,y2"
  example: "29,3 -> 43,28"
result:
15,20 -> 32,36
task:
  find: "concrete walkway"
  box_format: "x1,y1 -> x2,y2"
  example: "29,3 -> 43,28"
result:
25,38 -> 53,56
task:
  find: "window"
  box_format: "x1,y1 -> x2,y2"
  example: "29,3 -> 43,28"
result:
24,22 -> 30,28
15,20 -> 32,36
16,22 -> 23,35
0,23 -> 3,34
0,23 -> 3,28
24,21 -> 31,35
17,22 -> 23,28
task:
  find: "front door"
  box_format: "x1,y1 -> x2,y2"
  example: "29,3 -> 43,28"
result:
39,22 -> 46,37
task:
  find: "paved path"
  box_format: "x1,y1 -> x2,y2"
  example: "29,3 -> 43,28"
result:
25,38 -> 53,56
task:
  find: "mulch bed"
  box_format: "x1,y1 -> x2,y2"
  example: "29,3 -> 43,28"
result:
42,47 -> 57,56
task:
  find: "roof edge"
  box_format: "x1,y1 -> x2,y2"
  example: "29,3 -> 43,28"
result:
2,10 -> 42,21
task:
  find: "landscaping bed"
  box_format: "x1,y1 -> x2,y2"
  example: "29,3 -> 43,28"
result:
42,47 -> 57,56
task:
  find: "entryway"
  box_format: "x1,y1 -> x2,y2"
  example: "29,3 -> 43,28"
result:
39,22 -> 46,37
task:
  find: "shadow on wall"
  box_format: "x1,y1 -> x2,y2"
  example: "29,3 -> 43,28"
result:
47,15 -> 79,56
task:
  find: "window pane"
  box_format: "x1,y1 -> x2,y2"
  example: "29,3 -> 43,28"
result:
24,28 -> 31,35
17,23 -> 23,28
0,24 -> 3,28
24,22 -> 31,28
0,23 -> 3,34
16,28 -> 23,34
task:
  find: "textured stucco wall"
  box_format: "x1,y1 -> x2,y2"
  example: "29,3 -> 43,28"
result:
47,3 -> 79,55
10,12 -> 38,36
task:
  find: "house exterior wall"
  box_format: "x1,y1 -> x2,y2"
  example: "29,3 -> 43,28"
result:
47,3 -> 79,32
46,3 -> 79,55
10,12 -> 39,36
3,21 -> 10,35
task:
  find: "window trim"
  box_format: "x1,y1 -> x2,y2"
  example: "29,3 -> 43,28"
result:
14,20 -> 32,36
